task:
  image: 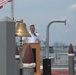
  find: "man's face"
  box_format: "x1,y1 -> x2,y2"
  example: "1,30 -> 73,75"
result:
30,25 -> 35,33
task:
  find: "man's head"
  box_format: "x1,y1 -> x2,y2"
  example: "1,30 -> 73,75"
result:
30,24 -> 35,33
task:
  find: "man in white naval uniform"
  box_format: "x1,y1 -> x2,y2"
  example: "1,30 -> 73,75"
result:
22,24 -> 40,43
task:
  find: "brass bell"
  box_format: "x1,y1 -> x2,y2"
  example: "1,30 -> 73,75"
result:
15,19 -> 31,37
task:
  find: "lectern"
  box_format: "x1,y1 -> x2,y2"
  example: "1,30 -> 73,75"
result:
23,43 -> 41,75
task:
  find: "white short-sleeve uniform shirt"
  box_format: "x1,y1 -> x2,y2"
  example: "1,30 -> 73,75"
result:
22,31 -> 40,43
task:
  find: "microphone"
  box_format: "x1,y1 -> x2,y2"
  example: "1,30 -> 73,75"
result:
34,33 -> 37,36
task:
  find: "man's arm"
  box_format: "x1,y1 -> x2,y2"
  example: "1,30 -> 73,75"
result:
22,37 -> 26,44
36,32 -> 40,43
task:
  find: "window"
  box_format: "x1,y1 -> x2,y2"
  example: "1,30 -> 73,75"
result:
49,47 -> 54,53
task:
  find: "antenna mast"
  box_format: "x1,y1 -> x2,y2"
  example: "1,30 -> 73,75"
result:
11,0 -> 14,20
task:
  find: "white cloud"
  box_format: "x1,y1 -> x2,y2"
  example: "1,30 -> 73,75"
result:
70,4 -> 76,9
69,4 -> 76,12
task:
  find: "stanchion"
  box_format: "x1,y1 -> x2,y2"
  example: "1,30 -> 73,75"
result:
68,44 -> 75,75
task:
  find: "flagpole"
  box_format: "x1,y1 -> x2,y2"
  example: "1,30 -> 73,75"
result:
11,0 -> 14,20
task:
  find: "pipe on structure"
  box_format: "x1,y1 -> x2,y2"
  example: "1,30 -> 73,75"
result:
45,20 -> 66,58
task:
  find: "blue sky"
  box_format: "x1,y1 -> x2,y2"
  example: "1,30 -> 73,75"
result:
0,0 -> 76,45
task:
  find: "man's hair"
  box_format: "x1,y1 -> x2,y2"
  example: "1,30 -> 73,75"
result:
30,24 -> 35,28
